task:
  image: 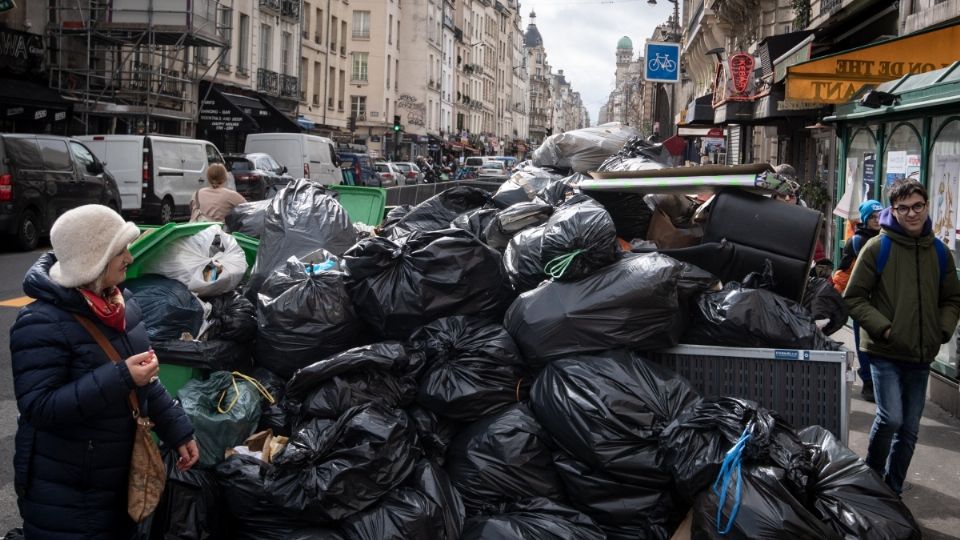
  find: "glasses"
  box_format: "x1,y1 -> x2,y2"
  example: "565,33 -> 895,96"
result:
893,202 -> 926,216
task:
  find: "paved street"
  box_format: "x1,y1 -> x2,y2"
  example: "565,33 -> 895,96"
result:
0,247 -> 958,537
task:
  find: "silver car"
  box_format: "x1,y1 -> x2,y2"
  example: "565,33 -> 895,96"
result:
392,161 -> 425,184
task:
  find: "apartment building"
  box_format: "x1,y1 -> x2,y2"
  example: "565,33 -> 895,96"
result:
524,11 -> 552,144
299,0 -> 352,136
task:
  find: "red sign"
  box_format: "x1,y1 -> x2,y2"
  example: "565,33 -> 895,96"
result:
729,53 -> 755,95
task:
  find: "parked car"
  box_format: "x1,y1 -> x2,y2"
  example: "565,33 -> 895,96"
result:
464,156 -> 490,172
392,161 -> 425,184
373,162 -> 401,187
78,135 -> 234,224
224,152 -> 294,200
478,161 -> 508,177
490,156 -> 519,170
0,134 -> 122,250
337,151 -> 380,187
244,133 -> 341,184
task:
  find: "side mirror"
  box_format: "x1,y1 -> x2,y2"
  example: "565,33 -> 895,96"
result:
281,165 -> 288,174
87,162 -> 104,175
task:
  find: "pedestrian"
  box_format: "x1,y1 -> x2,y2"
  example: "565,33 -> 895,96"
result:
844,179 -> 960,495
11,204 -> 200,539
833,199 -> 884,401
190,162 -> 246,222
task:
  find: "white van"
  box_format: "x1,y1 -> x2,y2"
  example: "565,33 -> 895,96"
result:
244,133 -> 341,185
78,135 -> 234,223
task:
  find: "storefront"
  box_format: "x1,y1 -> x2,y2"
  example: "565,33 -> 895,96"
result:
0,28 -> 72,134
197,82 -> 302,154
827,62 -> 960,409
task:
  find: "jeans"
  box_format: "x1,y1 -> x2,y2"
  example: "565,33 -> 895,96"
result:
865,354 -> 929,494
852,321 -> 872,384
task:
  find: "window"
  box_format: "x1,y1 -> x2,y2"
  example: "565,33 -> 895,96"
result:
69,142 -> 97,172
386,54 -> 391,88
351,96 -> 367,120
38,139 -> 71,170
197,46 -> 209,65
388,14 -> 393,43
260,24 -> 272,71
315,8 -> 323,42
238,14 -> 250,72
218,6 -> 232,43
205,144 -> 223,164
281,31 -> 292,75
352,10 -> 370,38
351,52 -> 368,81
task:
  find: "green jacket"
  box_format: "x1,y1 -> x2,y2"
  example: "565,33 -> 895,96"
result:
844,227 -> 960,364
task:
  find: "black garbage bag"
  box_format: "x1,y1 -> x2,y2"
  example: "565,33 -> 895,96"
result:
225,199 -> 271,238
2,529 -> 23,540
152,338 -> 252,372
406,406 -> 461,465
684,281 -> 841,351
505,253 -> 688,363
584,190 -> 653,240
503,225 -> 546,293
799,425 -> 921,540
446,404 -> 565,514
266,402 -> 418,522
341,460 -> 466,540
215,455 -> 326,539
343,228 -> 514,340
539,194 -> 619,281
658,397 -> 814,503
205,291 -> 257,342
381,204 -> 413,230
283,342 -> 421,421
286,528 -> 347,540
553,451 -> 683,540
382,186 -> 491,239
533,123 -> 641,173
492,180 -> 534,209
460,498 -> 606,540
801,277 -> 849,336
537,173 -> 582,207
256,252 -> 365,379
410,316 -> 527,422
530,349 -> 699,486
247,179 -> 356,299
252,366 -> 292,436
452,207 -> 499,239
150,449 -> 227,539
125,275 -> 204,342
483,200 -> 554,251
692,464 -> 841,540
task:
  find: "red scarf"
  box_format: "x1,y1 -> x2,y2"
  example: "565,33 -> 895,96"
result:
79,287 -> 127,332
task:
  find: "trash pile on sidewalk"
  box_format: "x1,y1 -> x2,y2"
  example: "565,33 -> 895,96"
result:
126,128 -> 917,540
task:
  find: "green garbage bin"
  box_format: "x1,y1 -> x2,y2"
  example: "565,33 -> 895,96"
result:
126,222 -> 259,280
330,185 -> 386,227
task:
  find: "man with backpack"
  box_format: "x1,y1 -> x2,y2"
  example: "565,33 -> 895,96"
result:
834,199 -> 884,401
844,179 -> 960,496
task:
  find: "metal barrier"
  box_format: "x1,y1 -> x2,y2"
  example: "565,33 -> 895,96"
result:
384,180 -> 505,207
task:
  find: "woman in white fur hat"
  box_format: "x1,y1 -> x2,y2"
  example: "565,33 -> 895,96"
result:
10,204 -> 199,539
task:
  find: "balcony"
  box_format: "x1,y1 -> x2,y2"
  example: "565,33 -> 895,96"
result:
281,0 -> 300,19
820,0 -> 840,16
280,74 -> 299,98
352,31 -> 370,39
257,68 -> 279,95
259,0 -> 281,12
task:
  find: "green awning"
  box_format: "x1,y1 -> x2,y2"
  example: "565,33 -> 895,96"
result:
826,62 -> 960,122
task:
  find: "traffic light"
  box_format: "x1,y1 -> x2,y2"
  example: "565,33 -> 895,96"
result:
393,115 -> 402,132
348,115 -> 356,132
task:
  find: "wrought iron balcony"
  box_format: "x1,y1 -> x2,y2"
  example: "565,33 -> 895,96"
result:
281,0 -> 300,19
259,0 -> 281,12
280,74 -> 299,98
258,68 -> 279,95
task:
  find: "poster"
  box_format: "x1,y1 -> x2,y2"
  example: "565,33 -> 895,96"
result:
885,150 -> 908,188
834,157 -> 861,220
931,155 -> 960,250
862,153 -> 876,201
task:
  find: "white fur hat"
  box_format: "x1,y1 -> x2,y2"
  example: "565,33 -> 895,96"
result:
50,204 -> 140,288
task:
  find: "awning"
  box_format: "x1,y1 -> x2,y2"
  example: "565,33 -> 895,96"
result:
826,62 -> 960,122
683,94 -> 715,125
678,126 -> 725,137
713,100 -> 753,124
786,22 -> 960,104
199,83 -> 302,133
752,84 -> 825,120
0,77 -> 71,123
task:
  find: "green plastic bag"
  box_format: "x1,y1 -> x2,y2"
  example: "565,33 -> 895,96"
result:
178,371 -> 271,469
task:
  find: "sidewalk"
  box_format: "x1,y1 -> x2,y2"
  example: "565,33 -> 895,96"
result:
835,326 -> 960,540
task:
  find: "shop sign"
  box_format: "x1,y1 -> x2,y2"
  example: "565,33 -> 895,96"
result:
777,99 -> 821,111
0,28 -> 43,74
729,54 -> 754,95
713,53 -> 756,108
786,23 -> 960,103
199,99 -> 247,131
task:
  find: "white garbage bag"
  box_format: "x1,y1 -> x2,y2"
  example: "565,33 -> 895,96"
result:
141,225 -> 248,298
532,122 -> 641,173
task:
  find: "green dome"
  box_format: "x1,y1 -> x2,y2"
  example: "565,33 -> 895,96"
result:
617,36 -> 633,50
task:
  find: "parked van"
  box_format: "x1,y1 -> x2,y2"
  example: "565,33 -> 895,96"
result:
337,150 -> 380,187
78,135 -> 233,224
244,133 -> 341,185
0,134 -> 122,250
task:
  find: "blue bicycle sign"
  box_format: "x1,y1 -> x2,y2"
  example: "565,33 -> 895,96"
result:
644,42 -> 681,83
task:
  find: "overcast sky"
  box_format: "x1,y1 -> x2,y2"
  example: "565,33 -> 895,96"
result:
522,0 -> 676,123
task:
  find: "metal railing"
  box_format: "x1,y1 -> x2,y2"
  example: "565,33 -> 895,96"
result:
258,68 -> 279,95
280,74 -> 299,98
259,0 -> 281,12
281,0 -> 299,18
384,180 -> 503,207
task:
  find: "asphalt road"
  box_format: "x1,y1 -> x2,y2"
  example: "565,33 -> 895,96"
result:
0,243 -> 48,533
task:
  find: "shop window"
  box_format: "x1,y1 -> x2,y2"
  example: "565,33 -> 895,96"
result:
845,128 -> 879,202
929,117 -> 960,378
882,119 -> 923,197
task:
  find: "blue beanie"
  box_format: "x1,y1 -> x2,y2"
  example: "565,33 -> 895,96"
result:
859,199 -> 883,224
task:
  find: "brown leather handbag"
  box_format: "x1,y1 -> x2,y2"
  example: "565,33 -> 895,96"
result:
73,315 -> 167,523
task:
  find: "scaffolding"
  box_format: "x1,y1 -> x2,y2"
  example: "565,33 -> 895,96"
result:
48,0 -> 230,135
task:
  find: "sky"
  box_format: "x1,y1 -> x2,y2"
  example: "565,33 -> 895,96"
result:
522,0 -> 677,123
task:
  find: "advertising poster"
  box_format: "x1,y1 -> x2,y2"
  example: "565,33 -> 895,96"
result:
834,157 -> 861,220
885,150 -> 908,188
931,155 -> 960,250
862,153 -> 876,201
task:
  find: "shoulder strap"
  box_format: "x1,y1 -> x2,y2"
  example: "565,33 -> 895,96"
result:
935,238 -> 949,284
72,314 -> 141,416
876,235 -> 892,275
851,234 -> 864,256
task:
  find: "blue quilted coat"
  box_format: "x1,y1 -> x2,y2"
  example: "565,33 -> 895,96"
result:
10,253 -> 195,540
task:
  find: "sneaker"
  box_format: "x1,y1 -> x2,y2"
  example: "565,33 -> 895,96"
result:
861,380 -> 875,402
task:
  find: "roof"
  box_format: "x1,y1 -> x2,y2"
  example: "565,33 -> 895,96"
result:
827,62 -> 960,122
617,36 -> 633,50
524,23 -> 543,48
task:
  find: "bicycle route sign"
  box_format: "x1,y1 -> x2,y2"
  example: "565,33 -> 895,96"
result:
645,41 -> 681,83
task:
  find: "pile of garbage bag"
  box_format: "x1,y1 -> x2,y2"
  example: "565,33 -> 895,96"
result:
532,122 -> 641,173
225,199 -> 271,238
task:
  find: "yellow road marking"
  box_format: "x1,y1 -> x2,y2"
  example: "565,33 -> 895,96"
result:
0,296 -> 33,308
